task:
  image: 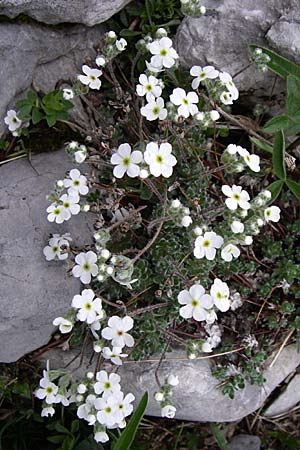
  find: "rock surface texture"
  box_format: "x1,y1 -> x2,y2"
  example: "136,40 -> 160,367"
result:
0,22 -> 105,133
264,373 -> 300,417
0,0 -> 131,26
0,150 -> 93,363
229,434 -> 261,450
175,0 -> 300,99
42,345 -> 300,422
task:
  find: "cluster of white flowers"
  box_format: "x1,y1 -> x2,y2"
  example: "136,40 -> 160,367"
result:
154,374 -> 179,418
43,233 -> 72,261
65,141 -> 88,164
110,141 -> 177,179
77,31 -> 127,91
168,198 -> 193,227
35,363 -> 135,444
46,169 -> 89,224
221,143 -> 260,173
180,0 -> 206,17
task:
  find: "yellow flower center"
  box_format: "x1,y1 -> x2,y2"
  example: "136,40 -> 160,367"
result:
156,154 -> 163,164
203,240 -> 210,247
160,49 -> 167,56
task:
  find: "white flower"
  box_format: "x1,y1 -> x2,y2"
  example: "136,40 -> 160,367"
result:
101,316 -> 134,348
136,74 -> 162,102
244,235 -> 253,245
231,220 -> 244,234
170,88 -> 199,118
190,65 -> 219,89
43,235 -> 70,261
181,215 -> 192,227
148,37 -> 179,69
194,231 -> 224,260
219,72 -> 239,100
141,97 -> 167,121
111,143 -> 143,178
116,38 -> 127,51
77,384 -> 87,394
59,193 -> 81,220
74,149 -> 87,164
210,110 -> 220,121
35,378 -> 58,404
95,396 -> 119,427
62,88 -> 74,100
154,392 -> 165,402
167,375 -> 179,386
237,147 -> 260,172
205,309 -> 218,324
171,199 -> 181,208
220,91 -> 233,105
94,370 -> 121,397
221,243 -> 240,262
78,65 -> 102,90
69,141 -> 79,150
113,392 -> 135,422
102,346 -> 128,365
63,169 -> 89,195
264,206 -> 281,222
41,406 -> 55,417
161,404 -> 176,418
72,251 -> 99,284
46,203 -> 65,224
108,31 -> 117,39
178,284 -> 213,321
222,185 -> 251,211
77,394 -> 96,421
72,289 -> 104,324
144,142 -> 177,178
94,431 -> 109,443
4,110 -> 22,132
96,56 -> 106,67
53,317 -> 73,333
210,278 -> 230,312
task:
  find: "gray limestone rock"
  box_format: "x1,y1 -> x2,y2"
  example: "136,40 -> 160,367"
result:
0,0 -> 131,27
0,22 -> 105,133
175,0 -> 300,100
0,149 -> 94,362
264,373 -> 300,417
229,434 -> 261,450
40,345 -> 300,422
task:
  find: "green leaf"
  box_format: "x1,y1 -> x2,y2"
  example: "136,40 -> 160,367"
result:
249,45 -> 300,79
46,114 -> 57,127
47,435 -> 65,444
27,89 -> 38,104
267,180 -> 284,202
210,424 -> 230,450
113,392 -> 148,450
31,107 -> 44,125
71,420 -> 79,434
286,179 -> 300,199
273,130 -> 286,179
249,137 -> 273,154
287,75 -> 300,116
263,115 -> 289,133
120,29 -> 141,37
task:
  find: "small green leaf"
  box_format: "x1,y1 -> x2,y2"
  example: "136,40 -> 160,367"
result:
249,137 -> 273,154
71,419 -> 79,434
210,424 -> 230,450
46,114 -> 57,127
286,179 -> 300,199
263,115 -> 289,133
273,130 -> 286,180
47,435 -> 65,444
249,45 -> 300,80
120,29 -> 141,37
113,392 -> 148,450
31,107 -> 44,125
267,180 -> 284,202
287,75 -> 300,116
27,90 -> 38,104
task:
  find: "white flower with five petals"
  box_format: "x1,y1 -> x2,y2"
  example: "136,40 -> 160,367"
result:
190,65 -> 219,89
222,185 -> 251,211
110,143 -> 143,178
264,206 -> 280,222
148,37 -> 179,69
72,251 -> 98,284
178,284 -> 214,321
136,74 -> 162,102
101,316 -> 134,348
140,97 -> 167,121
221,243 -> 240,262
144,142 -> 177,178
210,278 -> 230,312
169,88 -> 199,118
71,289 -> 104,324
194,231 -> 224,260
78,65 -> 102,90
63,169 -> 89,195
